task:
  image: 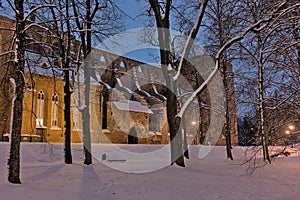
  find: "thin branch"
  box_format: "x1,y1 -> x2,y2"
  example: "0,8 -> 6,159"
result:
177,0 -> 289,118
173,0 -> 208,81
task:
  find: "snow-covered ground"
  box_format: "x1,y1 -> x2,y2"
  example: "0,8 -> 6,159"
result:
0,142 -> 299,200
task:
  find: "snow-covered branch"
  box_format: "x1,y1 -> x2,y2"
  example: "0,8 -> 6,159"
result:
24,23 -> 49,32
24,4 -> 57,22
173,0 -> 208,81
266,88 -> 300,110
0,51 -> 15,57
176,0 -> 289,119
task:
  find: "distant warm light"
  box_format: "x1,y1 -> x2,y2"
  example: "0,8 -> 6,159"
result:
191,121 -> 197,126
285,130 -> 290,134
288,125 -> 295,130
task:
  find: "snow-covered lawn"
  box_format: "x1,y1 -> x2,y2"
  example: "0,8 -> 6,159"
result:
0,142 -> 299,200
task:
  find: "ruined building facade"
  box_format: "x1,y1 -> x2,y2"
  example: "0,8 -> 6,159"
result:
0,8 -> 238,145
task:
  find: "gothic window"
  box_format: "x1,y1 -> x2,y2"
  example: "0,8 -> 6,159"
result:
52,40 -> 61,58
51,93 -> 59,127
72,96 -> 80,129
100,55 -> 106,62
36,91 -> 45,126
137,66 -> 143,73
120,61 -> 126,68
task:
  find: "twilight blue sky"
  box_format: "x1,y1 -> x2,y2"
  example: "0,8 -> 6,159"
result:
100,0 -> 159,64
118,0 -> 148,29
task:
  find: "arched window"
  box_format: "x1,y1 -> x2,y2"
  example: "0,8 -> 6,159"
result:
51,93 -> 59,127
52,40 -> 61,58
137,66 -> 143,73
100,55 -> 106,62
120,61 -> 125,68
36,91 -> 45,126
72,96 -> 80,129
99,55 -> 107,69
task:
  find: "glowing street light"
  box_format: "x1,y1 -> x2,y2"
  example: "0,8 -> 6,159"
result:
191,121 -> 197,126
285,124 -> 296,135
285,124 -> 297,147
288,125 -> 295,130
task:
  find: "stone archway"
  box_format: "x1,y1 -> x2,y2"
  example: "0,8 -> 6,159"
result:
128,124 -> 145,144
128,127 -> 138,144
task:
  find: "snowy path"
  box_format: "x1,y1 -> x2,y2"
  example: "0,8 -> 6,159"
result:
0,143 -> 299,200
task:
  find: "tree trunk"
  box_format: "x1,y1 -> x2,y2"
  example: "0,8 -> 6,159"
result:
8,76 -> 23,184
167,93 -> 185,166
72,0 -> 93,165
64,0 -> 72,164
81,0 -> 93,165
8,0 -> 25,184
64,70 -> 72,164
258,36 -> 270,163
149,0 -> 185,167
179,86 -> 189,158
223,61 -> 233,160
82,66 -> 92,165
182,118 -> 189,159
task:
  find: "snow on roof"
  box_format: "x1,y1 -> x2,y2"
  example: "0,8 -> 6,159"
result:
152,85 -> 167,101
25,51 -> 63,78
116,78 -> 133,94
26,65 -> 63,78
112,100 -> 153,114
132,67 -> 151,97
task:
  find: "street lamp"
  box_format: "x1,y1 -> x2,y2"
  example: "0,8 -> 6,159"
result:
285,124 -> 296,147
288,125 -> 295,130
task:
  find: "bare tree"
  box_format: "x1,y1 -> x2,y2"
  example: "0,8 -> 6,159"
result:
62,0 -> 73,164
46,0 -> 77,164
146,0 -> 292,167
235,0 -> 300,162
147,0 -> 208,167
1,0 -> 66,182
7,0 -> 26,184
201,0 -> 244,159
17,0 -> 77,164
71,0 -> 122,165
